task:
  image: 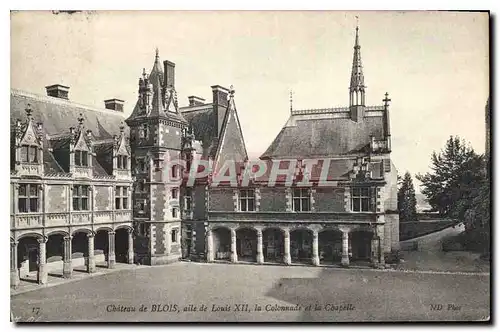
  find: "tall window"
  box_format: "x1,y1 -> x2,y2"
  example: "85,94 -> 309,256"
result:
20,146 -> 38,163
115,186 -> 129,210
136,158 -> 146,173
171,228 -> 179,243
74,150 -> 89,166
117,155 -> 128,169
171,165 -> 179,179
239,189 -> 255,212
172,208 -> 178,218
18,183 -> 39,213
136,199 -> 147,214
351,187 -> 372,212
73,185 -> 89,211
184,188 -> 192,211
293,188 -> 311,212
171,188 -> 178,199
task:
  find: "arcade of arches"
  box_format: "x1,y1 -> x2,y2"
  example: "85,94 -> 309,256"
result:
10,227 -> 134,288
206,225 -> 385,267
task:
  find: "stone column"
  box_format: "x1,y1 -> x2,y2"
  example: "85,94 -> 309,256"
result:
128,229 -> 134,264
230,229 -> 238,263
108,231 -> 116,269
341,230 -> 350,267
256,229 -> 264,264
206,229 -> 214,263
283,229 -> 291,265
63,236 -> 72,278
87,233 -> 96,273
10,241 -> 19,289
371,236 -> 378,267
312,231 -> 320,266
38,238 -> 48,285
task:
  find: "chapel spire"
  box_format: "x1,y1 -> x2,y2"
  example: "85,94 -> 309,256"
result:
349,20 -> 366,122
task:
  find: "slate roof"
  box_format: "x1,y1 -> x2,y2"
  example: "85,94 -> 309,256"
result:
11,89 -> 127,176
261,111 -> 386,159
181,107 -> 216,154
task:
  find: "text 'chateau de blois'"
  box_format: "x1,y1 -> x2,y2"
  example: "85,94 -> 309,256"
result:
10,26 -> 399,288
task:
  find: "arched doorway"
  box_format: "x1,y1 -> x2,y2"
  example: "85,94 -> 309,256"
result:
212,227 -> 231,261
115,228 -> 130,263
319,229 -> 343,265
17,236 -> 40,283
94,229 -> 110,267
46,233 -> 65,278
350,230 -> 373,263
236,228 -> 257,262
71,231 -> 89,272
263,228 -> 284,263
290,229 -> 313,263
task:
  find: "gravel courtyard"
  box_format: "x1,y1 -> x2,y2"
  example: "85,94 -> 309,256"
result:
11,262 -> 490,322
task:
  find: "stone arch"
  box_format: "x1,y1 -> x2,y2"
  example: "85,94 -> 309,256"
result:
290,228 -> 313,263
94,228 -> 111,267
95,226 -> 114,233
71,228 -> 94,236
115,224 -> 133,232
17,234 -> 43,282
262,227 -> 285,263
45,229 -> 70,238
350,228 -> 374,263
235,225 -> 258,232
211,227 -> 231,261
318,228 -> 343,265
115,228 -> 130,263
236,227 -> 257,262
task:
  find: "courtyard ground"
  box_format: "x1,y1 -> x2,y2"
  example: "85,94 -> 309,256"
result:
10,262 -> 490,322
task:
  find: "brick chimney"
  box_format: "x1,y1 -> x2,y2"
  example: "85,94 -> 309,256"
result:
104,99 -> 125,112
188,96 -> 206,106
212,85 -> 230,137
45,84 -> 70,100
163,60 -> 175,89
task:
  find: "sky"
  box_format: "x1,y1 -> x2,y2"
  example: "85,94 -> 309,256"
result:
10,11 -> 489,191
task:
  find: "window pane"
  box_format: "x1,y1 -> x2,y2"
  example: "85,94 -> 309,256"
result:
117,156 -> 122,169
19,184 -> 27,197
172,189 -> 177,199
115,198 -> 121,209
352,187 -> 360,197
353,198 -> 360,212
123,198 -> 128,209
29,184 -> 38,197
82,152 -> 88,166
293,198 -> 301,212
115,187 -> 120,196
171,230 -> 177,243
29,198 -> 38,212
29,146 -> 37,162
301,189 -> 309,197
82,186 -> 88,197
302,198 -> 310,212
248,199 -> 255,212
240,199 -> 247,212
361,198 -> 370,212
361,188 -> 369,197
293,189 -> 300,197
21,146 -> 29,162
18,198 -> 27,212
73,198 -> 79,210
82,198 -> 88,210
75,151 -> 81,166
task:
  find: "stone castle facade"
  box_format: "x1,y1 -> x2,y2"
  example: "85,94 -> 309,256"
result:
10,26 -> 399,288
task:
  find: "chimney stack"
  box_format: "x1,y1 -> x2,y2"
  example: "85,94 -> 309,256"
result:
163,60 -> 175,89
211,85 -> 229,108
46,84 -> 70,100
104,99 -> 125,112
188,96 -> 206,106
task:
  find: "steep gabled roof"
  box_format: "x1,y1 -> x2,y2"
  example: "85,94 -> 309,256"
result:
213,87 -> 248,174
261,108 -> 386,159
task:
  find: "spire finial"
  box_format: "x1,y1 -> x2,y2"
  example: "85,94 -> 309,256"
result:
155,47 -> 159,59
383,92 -> 391,107
354,16 -> 360,48
142,68 -> 147,79
229,85 -> 235,98
289,89 -> 294,112
77,113 -> 84,127
25,103 -> 33,119
119,121 -> 125,133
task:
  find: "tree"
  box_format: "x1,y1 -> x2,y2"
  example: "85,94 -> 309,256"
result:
416,136 -> 481,216
398,171 -> 417,222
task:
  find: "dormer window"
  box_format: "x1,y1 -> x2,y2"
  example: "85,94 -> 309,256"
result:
75,150 -> 89,166
117,155 -> 128,169
20,145 -> 38,163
